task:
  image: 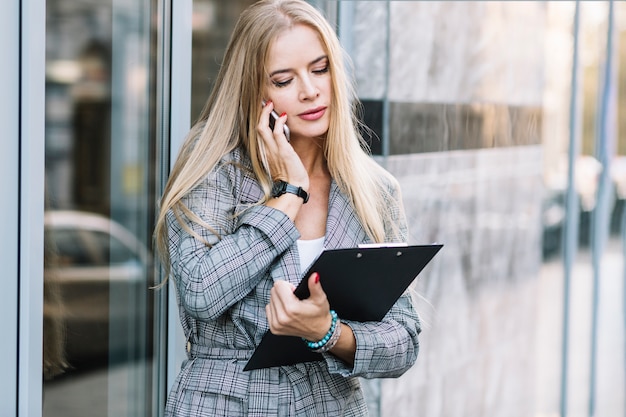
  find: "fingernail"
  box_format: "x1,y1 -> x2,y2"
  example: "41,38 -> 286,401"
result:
314,273 -> 320,283
266,100 -> 272,105
280,112 -> 287,117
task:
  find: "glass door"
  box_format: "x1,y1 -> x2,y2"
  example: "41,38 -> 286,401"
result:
42,0 -> 162,415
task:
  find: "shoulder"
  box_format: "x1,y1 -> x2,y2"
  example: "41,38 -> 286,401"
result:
206,147 -> 253,185
366,158 -> 408,240
216,146 -> 251,172
206,146 -> 263,206
365,157 -> 402,199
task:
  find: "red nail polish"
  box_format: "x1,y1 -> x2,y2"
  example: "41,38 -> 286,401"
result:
314,273 -> 320,283
280,112 -> 287,117
266,100 -> 272,105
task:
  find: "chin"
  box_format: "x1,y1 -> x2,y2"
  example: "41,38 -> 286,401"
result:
295,130 -> 328,141
299,121 -> 330,139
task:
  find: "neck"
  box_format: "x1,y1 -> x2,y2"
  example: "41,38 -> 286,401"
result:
291,135 -> 328,175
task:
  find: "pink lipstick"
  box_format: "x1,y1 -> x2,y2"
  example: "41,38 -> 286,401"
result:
298,106 -> 326,121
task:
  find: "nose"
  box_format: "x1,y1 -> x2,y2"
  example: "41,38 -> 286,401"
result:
298,75 -> 319,101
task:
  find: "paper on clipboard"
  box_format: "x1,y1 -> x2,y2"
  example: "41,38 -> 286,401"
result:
243,243 -> 443,371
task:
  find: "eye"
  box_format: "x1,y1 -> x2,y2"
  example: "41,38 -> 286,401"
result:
313,66 -> 329,75
272,79 -> 292,88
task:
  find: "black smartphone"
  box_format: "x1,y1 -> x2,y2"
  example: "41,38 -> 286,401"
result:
262,101 -> 290,142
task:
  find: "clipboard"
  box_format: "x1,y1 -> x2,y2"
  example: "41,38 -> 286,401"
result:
243,243 -> 443,371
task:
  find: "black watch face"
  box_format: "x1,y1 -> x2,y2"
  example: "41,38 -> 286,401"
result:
272,181 -> 286,197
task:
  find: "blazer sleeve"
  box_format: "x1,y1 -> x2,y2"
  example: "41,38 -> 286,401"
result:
324,178 -> 421,378
168,159 -> 300,321
325,293 -> 421,378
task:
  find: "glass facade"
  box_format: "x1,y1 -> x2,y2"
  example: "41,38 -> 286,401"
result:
2,1 -> 625,416
191,0 -> 257,120
42,0 -> 160,415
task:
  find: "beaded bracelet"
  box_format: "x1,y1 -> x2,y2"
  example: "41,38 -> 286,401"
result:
314,317 -> 341,353
303,310 -> 342,353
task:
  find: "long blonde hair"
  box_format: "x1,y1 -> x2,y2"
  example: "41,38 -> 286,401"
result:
154,0 -> 403,278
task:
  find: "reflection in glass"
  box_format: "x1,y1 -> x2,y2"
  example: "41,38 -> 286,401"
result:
191,0 -> 257,120
44,211 -> 151,366
43,0 -> 158,415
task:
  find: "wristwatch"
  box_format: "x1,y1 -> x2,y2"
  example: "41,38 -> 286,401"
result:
271,180 -> 309,203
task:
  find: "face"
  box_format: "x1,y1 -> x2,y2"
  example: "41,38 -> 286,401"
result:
264,24 -> 332,141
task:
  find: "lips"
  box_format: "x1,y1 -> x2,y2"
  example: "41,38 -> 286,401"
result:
298,106 -> 327,121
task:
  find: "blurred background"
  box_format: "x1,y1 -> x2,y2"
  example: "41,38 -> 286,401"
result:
37,1 -> 625,416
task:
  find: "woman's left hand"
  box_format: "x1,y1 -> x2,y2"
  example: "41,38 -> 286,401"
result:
266,272 -> 333,341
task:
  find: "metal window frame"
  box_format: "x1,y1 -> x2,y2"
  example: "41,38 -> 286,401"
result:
153,0 -> 173,414
17,0 -> 46,415
0,0 -> 21,415
166,0 -> 192,399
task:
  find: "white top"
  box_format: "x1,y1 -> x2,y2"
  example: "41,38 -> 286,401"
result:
296,236 -> 325,273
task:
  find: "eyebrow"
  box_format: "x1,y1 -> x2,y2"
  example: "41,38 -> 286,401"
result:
268,55 -> 328,78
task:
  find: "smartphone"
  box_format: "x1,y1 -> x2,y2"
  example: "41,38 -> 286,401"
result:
262,101 -> 290,142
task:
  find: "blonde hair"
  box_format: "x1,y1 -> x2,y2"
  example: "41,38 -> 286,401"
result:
154,0 -> 403,279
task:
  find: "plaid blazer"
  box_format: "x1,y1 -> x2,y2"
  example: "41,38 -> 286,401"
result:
164,148 -> 421,417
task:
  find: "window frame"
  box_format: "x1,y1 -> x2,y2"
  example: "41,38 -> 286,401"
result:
0,0 -> 21,414
16,0 -> 47,415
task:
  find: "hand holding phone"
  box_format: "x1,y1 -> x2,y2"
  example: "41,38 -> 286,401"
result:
262,101 -> 290,142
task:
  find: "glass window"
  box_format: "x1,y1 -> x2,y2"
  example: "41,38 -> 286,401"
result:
89,230 -> 142,266
50,229 -> 93,266
191,0 -> 257,120
42,0 -> 160,415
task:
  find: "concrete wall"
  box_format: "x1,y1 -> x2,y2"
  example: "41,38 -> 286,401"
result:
347,2 -> 547,416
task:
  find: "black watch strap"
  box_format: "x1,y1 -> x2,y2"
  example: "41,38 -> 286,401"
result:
271,180 -> 309,203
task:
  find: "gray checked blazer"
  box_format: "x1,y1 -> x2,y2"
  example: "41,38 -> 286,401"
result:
164,147 -> 421,417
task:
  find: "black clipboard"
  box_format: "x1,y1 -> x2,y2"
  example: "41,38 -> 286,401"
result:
243,243 -> 443,371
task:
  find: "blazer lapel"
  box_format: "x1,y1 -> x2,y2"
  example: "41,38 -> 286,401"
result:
235,162 -> 370,285
324,180 -> 371,250
268,179 -> 372,285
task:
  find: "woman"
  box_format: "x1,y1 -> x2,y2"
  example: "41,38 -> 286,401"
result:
154,0 -> 421,415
